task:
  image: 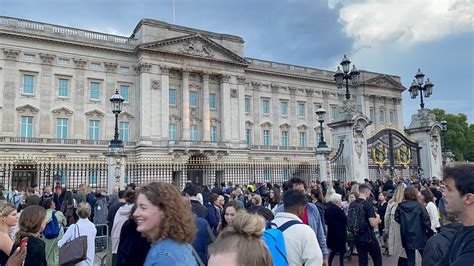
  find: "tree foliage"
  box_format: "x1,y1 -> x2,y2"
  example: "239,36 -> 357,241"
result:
432,108 -> 474,161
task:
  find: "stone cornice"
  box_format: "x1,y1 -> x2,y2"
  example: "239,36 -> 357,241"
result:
85,109 -> 105,118
40,53 -> 55,65
159,65 -> 170,75
52,107 -> 73,116
119,111 -> 134,119
135,62 -> 152,73
104,62 -> 118,73
73,58 -> 87,68
16,104 -> 39,114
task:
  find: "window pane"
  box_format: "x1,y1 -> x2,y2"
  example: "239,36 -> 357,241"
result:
190,91 -> 198,107
89,120 -> 100,140
58,79 -> 69,97
298,103 -> 305,117
120,85 -> 129,103
119,122 -> 129,141
209,94 -> 216,109
263,130 -> 270,145
246,129 -> 251,145
281,102 -> 288,116
331,106 -> 337,120
90,82 -> 100,100
211,126 -> 218,142
369,109 -> 374,121
56,118 -> 68,139
169,89 -> 177,106
299,132 -> 306,147
390,111 -> 395,123
281,131 -> 288,146
262,99 -> 270,114
169,124 -> 177,140
21,116 -> 33,137
380,110 -> 385,123
23,75 -> 34,94
245,98 -> 250,113
191,125 -> 199,141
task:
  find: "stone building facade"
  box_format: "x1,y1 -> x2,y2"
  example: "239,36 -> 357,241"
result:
0,17 -> 406,188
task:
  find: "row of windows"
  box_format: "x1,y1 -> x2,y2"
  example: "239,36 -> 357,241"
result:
245,129 -> 322,147
20,116 -> 130,141
21,75 -> 130,102
168,124 -> 219,142
21,54 -> 130,73
245,98 -> 339,120
168,89 -> 218,110
369,108 -> 396,124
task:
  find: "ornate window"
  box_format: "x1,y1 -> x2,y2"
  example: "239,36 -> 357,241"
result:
90,81 -> 101,100
330,105 -> 338,121
22,74 -> 35,95
389,110 -> 395,124
120,85 -> 129,103
20,116 -> 33,137
298,102 -> 306,118
263,130 -> 271,146
57,78 -> 70,97
169,124 -> 177,141
211,126 -> 218,142
379,109 -> 385,123
119,122 -> 129,141
245,97 -> 251,113
246,128 -> 251,145
299,132 -> 306,147
190,91 -> 198,108
209,93 -> 217,110
281,131 -> 289,147
262,98 -> 270,115
190,125 -> 199,141
280,101 -> 288,117
169,89 -> 177,106
88,120 -> 100,140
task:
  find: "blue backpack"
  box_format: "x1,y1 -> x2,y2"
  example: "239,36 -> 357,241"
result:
262,220 -> 302,266
43,211 -> 60,239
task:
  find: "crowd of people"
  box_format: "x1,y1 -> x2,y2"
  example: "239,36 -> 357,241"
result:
0,163 -> 472,266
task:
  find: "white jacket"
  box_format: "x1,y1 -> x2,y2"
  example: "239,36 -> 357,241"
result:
58,218 -> 97,266
425,201 -> 440,231
271,212 -> 323,266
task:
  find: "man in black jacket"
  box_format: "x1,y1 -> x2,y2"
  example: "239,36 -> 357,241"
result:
183,184 -> 208,219
437,164 -> 474,266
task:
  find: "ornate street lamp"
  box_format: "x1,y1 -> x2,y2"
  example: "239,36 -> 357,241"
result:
334,55 -> 360,100
109,89 -> 124,150
315,106 -> 328,148
408,68 -> 434,109
440,120 -> 449,153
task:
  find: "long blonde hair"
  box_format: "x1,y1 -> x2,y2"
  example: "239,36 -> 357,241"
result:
389,185 -> 405,206
0,203 -> 16,231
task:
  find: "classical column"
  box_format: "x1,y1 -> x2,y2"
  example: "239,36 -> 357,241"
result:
252,82 -> 261,144
160,65 -> 170,141
202,73 -> 211,141
237,76 -> 246,144
289,86 -> 297,146
182,70 -> 190,140
220,74 -> 231,142
137,62 -> 152,141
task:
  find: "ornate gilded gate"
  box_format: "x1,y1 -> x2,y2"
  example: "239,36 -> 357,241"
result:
367,127 -> 421,180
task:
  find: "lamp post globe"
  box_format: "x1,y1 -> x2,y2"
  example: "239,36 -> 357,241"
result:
410,68 -> 434,109
334,54 -> 360,100
315,106 -> 327,149
109,89 -> 124,150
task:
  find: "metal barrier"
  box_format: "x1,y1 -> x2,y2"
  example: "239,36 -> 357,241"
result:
95,224 -> 109,266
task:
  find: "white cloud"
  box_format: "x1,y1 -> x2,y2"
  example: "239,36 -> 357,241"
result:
329,0 -> 473,48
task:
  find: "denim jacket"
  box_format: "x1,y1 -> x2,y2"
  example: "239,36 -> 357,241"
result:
144,239 -> 198,266
275,202 -> 329,259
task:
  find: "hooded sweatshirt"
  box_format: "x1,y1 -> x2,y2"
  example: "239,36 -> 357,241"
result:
395,200 -> 431,250
111,203 -> 133,253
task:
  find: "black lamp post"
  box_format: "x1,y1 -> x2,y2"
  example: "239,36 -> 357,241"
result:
440,120 -> 449,153
109,89 -> 124,150
334,55 -> 360,100
408,69 -> 434,109
315,106 -> 328,148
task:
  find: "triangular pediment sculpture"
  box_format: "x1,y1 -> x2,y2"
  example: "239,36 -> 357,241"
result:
16,104 -> 39,114
119,111 -> 134,120
365,75 -> 405,91
52,107 -> 74,116
85,109 -> 105,118
139,34 -> 249,66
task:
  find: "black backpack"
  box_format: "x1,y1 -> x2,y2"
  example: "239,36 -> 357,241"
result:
347,200 -> 368,236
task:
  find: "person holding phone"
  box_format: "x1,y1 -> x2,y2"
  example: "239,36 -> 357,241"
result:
10,205 -> 47,266
0,203 -> 18,266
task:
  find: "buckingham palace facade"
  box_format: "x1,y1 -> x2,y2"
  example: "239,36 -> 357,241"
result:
0,17 -> 406,189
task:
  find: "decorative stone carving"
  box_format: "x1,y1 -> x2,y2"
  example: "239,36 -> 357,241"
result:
39,53 -> 55,64
104,62 -> 118,73
3,49 -> 20,60
306,89 -> 314,96
178,39 -> 214,58
271,84 -> 279,93
151,79 -> 160,90
408,108 -> 437,129
279,123 -> 290,130
210,118 -> 221,126
297,124 -> 308,131
430,133 -> 439,161
251,81 -> 261,89
245,120 -> 254,127
353,119 -> 368,163
85,109 -> 105,118
160,65 -> 170,75
135,62 -> 152,73
119,111 -> 134,120
261,122 -> 272,129
73,58 -> 87,68
288,86 -> 297,94
237,76 -> 245,85
169,115 -> 181,123
16,104 -> 39,114
189,83 -> 201,90
220,74 -> 231,83
52,107 -> 74,116
322,91 -> 330,99
230,88 -> 238,98
202,73 -> 210,82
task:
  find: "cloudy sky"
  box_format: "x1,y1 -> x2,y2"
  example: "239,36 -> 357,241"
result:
1,0 -> 473,126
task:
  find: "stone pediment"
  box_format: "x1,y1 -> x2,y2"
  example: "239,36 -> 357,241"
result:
52,107 -> 74,116
16,104 -> 39,114
365,75 -> 405,91
119,111 -> 134,120
85,109 -> 105,118
139,34 -> 249,66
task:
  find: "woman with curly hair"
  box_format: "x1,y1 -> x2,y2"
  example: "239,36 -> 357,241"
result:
208,212 -> 273,266
134,182 -> 199,266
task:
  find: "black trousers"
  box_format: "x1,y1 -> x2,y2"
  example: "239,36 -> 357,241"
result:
406,249 -> 423,266
355,240 -> 383,266
329,250 -> 344,266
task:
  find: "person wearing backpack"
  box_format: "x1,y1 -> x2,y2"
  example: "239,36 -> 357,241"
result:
267,189 -> 323,266
93,191 -> 108,237
41,198 -> 66,265
349,184 -> 382,266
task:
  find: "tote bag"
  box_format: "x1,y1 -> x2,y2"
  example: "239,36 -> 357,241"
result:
59,224 -> 88,265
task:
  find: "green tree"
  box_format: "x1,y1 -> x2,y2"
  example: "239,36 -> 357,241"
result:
432,108 -> 474,161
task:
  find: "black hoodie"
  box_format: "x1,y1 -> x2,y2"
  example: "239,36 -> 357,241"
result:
395,200 -> 431,250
